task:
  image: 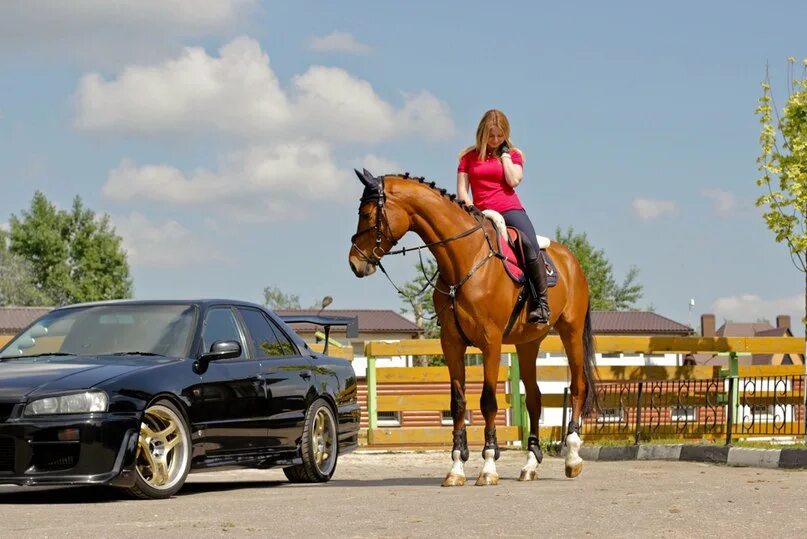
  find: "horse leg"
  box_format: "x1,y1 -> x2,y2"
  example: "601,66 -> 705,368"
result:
516,341 -> 543,481
441,338 -> 468,487
475,340 -> 502,486
556,318 -> 587,479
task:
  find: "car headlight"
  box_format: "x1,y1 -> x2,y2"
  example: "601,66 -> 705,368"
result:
24,391 -> 109,416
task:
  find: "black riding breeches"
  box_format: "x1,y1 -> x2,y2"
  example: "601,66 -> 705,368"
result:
501,209 -> 540,261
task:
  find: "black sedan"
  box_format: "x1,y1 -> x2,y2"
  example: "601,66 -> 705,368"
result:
0,300 -> 360,499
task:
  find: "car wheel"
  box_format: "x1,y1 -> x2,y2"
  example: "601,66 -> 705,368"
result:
283,398 -> 338,483
125,399 -> 192,499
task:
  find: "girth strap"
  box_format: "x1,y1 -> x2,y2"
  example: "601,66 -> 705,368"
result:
503,286 -> 529,337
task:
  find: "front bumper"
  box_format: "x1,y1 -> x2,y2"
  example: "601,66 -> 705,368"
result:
0,413 -> 140,487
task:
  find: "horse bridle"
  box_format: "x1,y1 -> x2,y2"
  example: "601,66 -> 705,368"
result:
350,176 -> 399,266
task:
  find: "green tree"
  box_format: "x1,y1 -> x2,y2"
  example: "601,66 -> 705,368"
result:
263,285 -> 302,309
555,226 -> 643,310
398,258 -> 439,339
9,192 -> 132,305
756,57 -> 807,334
0,229 -> 51,306
398,257 -> 446,366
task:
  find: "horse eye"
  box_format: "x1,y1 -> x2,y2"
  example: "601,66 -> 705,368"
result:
361,212 -> 371,220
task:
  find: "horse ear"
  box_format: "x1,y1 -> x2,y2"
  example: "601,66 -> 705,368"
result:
362,169 -> 377,185
355,168 -> 374,188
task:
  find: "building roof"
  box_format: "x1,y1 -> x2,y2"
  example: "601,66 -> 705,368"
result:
0,307 -> 52,334
695,318 -> 802,366
275,309 -> 693,336
754,327 -> 791,337
589,311 -> 693,335
275,309 -> 423,335
716,322 -> 774,337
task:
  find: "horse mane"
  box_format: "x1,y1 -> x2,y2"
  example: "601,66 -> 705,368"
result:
387,172 -> 483,219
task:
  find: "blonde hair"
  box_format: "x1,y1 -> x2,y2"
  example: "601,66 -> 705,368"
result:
459,109 -> 522,162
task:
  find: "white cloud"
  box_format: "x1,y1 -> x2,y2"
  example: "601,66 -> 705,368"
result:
74,37 -> 454,142
712,293 -> 803,328
701,189 -> 737,217
632,198 -> 678,220
113,212 -> 225,268
0,1 -> 258,65
309,32 -> 373,55
359,155 -> 403,175
103,141 -> 352,222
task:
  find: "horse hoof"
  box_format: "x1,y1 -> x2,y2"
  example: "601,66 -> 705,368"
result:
565,462 -> 583,479
475,473 -> 499,486
518,469 -> 539,481
441,473 -> 466,487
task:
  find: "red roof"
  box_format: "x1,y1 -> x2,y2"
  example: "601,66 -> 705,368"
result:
276,309 -> 692,336
716,322 -> 774,337
589,311 -> 693,335
694,320 -> 802,366
275,309 -> 423,335
0,307 -> 52,334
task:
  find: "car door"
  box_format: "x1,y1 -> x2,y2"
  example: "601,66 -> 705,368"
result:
197,306 -> 268,455
237,307 -> 313,450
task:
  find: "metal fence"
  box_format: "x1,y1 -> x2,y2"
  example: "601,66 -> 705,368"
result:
579,374 -> 806,444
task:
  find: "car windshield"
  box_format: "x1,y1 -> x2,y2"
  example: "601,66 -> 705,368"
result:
0,304 -> 197,360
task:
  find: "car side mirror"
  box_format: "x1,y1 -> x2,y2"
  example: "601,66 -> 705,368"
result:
201,340 -> 242,361
194,341 -> 242,373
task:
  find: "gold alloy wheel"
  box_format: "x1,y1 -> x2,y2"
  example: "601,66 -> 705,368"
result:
312,406 -> 336,476
136,404 -> 189,490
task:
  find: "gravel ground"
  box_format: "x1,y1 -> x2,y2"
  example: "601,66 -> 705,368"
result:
0,450 -> 805,538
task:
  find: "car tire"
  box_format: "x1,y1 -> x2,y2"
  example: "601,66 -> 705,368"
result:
283,398 -> 338,483
124,399 -> 192,499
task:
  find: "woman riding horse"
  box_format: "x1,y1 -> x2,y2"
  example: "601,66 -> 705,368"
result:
457,109 -> 550,324
349,171 -> 597,486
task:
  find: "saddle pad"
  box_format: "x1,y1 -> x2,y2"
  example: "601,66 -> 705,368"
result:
498,234 -> 525,282
498,227 -> 558,287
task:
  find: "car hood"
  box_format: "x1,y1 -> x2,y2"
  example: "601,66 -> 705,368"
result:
0,356 -> 182,400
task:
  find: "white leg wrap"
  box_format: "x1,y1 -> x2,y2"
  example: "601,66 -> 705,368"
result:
481,449 -> 498,475
521,451 -> 539,474
449,449 -> 466,477
565,432 -> 583,468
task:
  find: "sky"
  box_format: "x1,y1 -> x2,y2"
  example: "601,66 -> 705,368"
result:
1,0 -> 805,334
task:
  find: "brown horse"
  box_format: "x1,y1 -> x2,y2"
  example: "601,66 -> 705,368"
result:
348,170 -> 597,486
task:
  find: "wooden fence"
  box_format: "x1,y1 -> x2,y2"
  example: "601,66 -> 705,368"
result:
363,336 -> 806,447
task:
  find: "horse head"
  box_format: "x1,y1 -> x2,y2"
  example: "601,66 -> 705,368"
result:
348,169 -> 410,277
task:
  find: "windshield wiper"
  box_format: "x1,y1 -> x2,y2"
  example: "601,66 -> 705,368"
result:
110,351 -> 167,357
0,352 -> 76,361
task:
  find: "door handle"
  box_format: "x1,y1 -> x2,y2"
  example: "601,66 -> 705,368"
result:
300,371 -> 311,380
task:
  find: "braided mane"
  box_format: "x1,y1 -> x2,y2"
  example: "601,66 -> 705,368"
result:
388,172 -> 482,218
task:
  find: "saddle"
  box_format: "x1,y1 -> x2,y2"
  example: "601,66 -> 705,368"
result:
483,210 -> 558,287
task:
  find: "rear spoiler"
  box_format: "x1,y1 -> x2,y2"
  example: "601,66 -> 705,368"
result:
280,315 -> 359,355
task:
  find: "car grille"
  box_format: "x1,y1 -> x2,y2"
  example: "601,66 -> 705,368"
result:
32,443 -> 79,472
0,402 -> 16,422
0,437 -> 13,472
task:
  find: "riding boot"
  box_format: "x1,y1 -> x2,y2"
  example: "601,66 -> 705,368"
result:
525,255 -> 550,324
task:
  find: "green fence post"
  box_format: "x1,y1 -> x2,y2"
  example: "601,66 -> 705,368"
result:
508,354 -> 523,445
366,355 -> 377,446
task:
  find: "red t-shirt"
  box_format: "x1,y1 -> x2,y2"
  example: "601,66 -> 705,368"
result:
457,149 -> 524,212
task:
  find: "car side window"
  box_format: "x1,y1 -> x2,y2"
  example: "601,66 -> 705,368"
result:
202,308 -> 245,359
239,308 -> 297,358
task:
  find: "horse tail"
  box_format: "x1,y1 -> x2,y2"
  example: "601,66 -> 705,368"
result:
582,301 -> 599,415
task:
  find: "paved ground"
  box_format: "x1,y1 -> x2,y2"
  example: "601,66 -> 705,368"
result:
0,450 -> 805,538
